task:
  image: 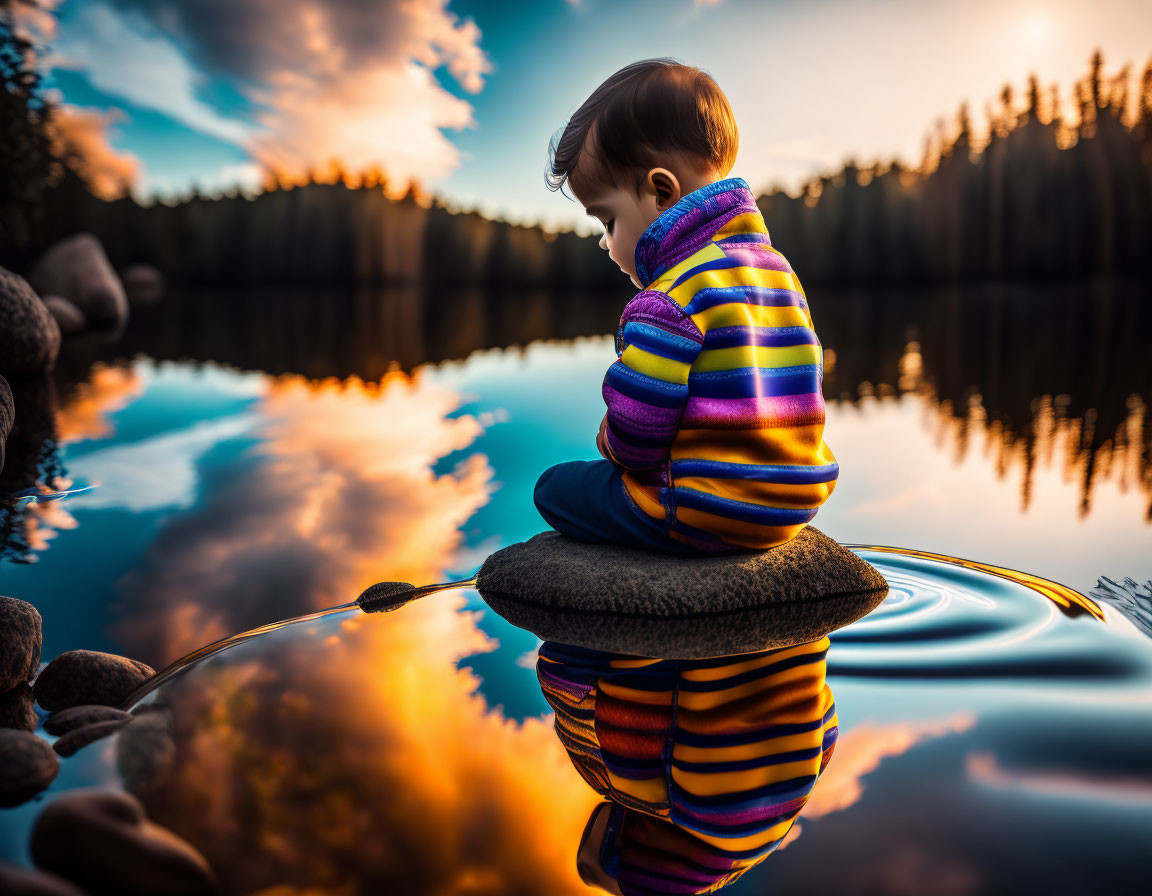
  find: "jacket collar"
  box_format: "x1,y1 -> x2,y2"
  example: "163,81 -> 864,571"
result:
633,176 -> 765,289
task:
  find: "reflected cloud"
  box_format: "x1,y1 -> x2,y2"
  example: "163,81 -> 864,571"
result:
54,362 -> 145,444
113,368 -> 496,667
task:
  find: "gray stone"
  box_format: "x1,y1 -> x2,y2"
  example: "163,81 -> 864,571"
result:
0,596 -> 42,692
44,704 -> 132,736
33,650 -> 155,712
121,264 -> 165,306
0,372 -> 12,440
29,234 -> 128,329
30,789 -> 218,895
53,718 -> 131,757
0,683 -> 37,730
0,267 -> 60,375
476,526 -> 890,658
40,295 -> 86,336
0,863 -> 86,896
0,729 -> 58,807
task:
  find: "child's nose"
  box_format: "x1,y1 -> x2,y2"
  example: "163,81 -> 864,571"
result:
598,232 -> 608,250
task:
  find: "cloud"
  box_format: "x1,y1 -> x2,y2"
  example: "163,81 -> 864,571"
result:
42,102 -> 141,199
48,2 -> 252,146
50,0 -> 494,189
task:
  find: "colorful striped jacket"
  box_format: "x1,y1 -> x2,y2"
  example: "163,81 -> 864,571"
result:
537,637 -> 838,895
599,176 -> 838,551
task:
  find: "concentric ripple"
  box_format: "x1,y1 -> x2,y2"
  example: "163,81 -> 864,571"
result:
830,547 -> 1150,683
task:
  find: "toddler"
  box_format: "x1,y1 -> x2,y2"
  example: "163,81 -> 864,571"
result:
535,58 -> 838,555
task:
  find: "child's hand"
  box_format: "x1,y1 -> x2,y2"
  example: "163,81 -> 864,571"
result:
596,415 -> 612,460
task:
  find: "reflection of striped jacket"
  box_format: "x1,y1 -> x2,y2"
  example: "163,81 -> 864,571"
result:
599,176 -> 838,552
537,637 -> 838,895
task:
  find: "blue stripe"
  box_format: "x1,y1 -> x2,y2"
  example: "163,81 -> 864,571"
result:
676,648 -> 828,692
675,489 -> 817,526
687,367 -> 820,399
668,257 -> 749,291
621,321 -> 701,362
715,232 -> 771,244
604,362 -> 688,409
672,773 -> 818,808
672,745 -> 826,775
671,460 -> 840,484
702,325 -> 817,350
684,285 -> 808,315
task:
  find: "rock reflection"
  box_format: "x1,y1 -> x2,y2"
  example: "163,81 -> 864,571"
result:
536,638 -> 838,895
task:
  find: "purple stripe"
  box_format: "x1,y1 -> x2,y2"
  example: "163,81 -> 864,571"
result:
681,393 -> 825,428
717,244 -> 793,272
603,384 -> 685,434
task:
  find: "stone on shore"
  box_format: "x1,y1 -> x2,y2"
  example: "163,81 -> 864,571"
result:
52,717 -> 132,757
121,264 -> 165,306
477,526 -> 891,658
0,683 -> 37,730
0,729 -> 58,807
30,790 -> 218,895
0,373 -> 13,472
29,234 -> 129,329
0,596 -> 42,693
0,267 -> 60,375
44,704 -> 132,736
33,650 -> 155,712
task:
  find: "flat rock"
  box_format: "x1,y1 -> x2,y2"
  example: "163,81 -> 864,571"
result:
0,596 -> 42,692
0,267 -> 60,375
29,234 -> 128,329
0,863 -> 86,896
53,718 -> 131,757
0,683 -> 37,730
476,526 -> 890,658
44,704 -> 132,736
0,729 -> 58,807
40,295 -> 86,336
34,651 -> 155,712
30,789 -> 218,895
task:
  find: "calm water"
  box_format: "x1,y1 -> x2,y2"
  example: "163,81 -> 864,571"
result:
1,281 -> 1150,892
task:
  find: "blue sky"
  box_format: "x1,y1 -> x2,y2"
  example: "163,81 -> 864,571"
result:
33,0 -> 1152,232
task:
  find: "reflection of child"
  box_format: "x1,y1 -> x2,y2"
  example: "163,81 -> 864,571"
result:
535,59 -> 837,554
537,637 -> 839,895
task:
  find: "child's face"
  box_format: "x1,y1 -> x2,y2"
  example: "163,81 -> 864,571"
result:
574,180 -> 664,290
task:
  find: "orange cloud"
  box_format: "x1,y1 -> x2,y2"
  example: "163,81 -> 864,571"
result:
46,102 -> 141,199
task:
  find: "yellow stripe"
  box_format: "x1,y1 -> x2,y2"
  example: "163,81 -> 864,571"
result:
667,266 -> 799,306
672,728 -> 829,764
711,211 -> 768,241
692,815 -> 801,852
671,429 -> 836,466
690,303 -> 810,332
607,772 -> 669,805
620,344 -> 691,384
673,477 -> 836,510
621,474 -> 667,519
597,679 -> 674,703
675,663 -> 825,712
671,757 -> 821,797
693,343 -> 822,373
648,244 -> 728,297
678,638 -> 828,682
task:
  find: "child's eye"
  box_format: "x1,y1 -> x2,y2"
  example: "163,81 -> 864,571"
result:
605,219 -> 615,235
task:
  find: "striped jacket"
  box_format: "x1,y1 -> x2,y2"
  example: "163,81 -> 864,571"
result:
599,176 -> 838,551
537,637 -> 838,894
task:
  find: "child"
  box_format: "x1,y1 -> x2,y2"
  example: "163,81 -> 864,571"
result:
535,58 -> 838,555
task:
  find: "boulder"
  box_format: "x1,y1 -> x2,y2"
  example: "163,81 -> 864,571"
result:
0,596 -> 42,692
0,729 -> 58,807
121,264 -> 165,306
476,526 -> 890,658
0,267 -> 60,375
0,863 -> 86,896
0,373 -> 13,472
30,790 -> 218,895
52,717 -> 132,757
44,704 -> 132,736
116,709 -> 175,795
0,683 -> 37,730
40,296 -> 86,336
33,651 -> 155,712
28,234 -> 128,329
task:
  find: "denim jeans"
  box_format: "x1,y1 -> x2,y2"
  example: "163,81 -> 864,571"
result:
533,459 -> 740,556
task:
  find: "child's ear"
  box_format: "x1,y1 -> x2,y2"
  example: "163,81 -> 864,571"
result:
645,168 -> 681,210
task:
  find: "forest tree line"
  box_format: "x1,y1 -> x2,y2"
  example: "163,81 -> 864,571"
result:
2,5 -> 1150,289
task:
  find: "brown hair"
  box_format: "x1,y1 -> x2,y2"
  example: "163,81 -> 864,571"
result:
545,58 -> 739,200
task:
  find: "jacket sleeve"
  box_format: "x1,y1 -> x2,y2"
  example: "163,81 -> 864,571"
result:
600,290 -> 704,471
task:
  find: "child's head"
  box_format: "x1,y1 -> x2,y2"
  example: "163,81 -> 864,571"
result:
546,58 -> 739,288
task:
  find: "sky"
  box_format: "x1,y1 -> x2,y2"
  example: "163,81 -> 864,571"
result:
22,0 -> 1152,233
